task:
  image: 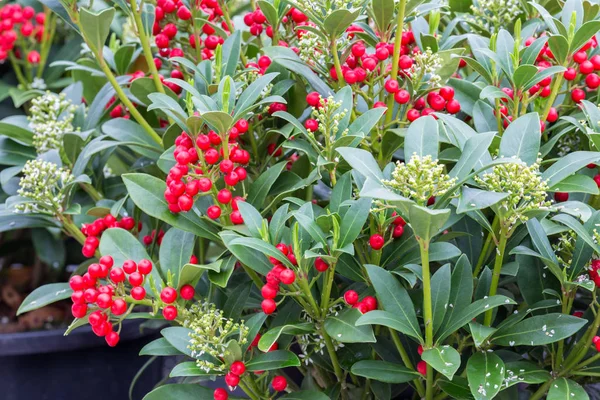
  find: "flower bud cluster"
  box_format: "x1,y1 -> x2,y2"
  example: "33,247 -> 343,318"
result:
474,158 -> 550,228
467,0 -> 522,33
184,302 -> 249,373
307,95 -> 348,146
409,48 -> 442,87
28,92 -> 77,154
382,154 -> 456,205
15,160 -> 74,215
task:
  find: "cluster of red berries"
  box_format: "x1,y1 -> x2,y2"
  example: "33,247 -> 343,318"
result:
496,87 -> 556,130
589,259 -> 600,287
260,243 -> 297,315
367,213 -> 406,251
153,0 -> 226,61
343,290 -> 377,314
164,125 -> 250,225
416,345 -> 427,375
406,87 -> 461,121
81,215 -> 137,257
0,4 -> 46,63
213,375 -> 287,399
69,255 -> 196,346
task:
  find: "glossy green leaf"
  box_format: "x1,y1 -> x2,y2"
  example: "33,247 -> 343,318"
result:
492,313 -> 587,346
457,187 -> 509,214
170,361 -> 211,377
466,352 -> 504,400
159,228 -> 195,288
409,204 -> 450,242
247,161 -> 287,207
422,345 -> 461,380
17,283 -> 72,315
547,378 -> 589,400
431,264 -> 452,335
499,113 -> 540,165
324,308 -> 376,343
258,323 -> 314,352
245,350 -> 301,371
351,360 -> 420,384
337,147 -> 384,182
139,338 -> 180,356
338,197 -> 371,249
404,115 -> 439,160
79,8 -> 115,54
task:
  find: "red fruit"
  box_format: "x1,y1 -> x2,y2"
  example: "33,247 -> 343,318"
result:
105,331 -> 120,347
564,67 -> 577,81
375,46 -> 389,60
344,70 -> 357,84
71,303 -> 87,318
593,335 -> 600,345
83,289 -> 99,304
109,267 -> 125,283
439,86 -> 454,101
344,290 -> 358,305
394,89 -> 410,104
82,244 -> 96,258
445,99 -> 461,114
407,108 -> 420,122
214,388 -> 228,400
399,55 -> 413,70
384,79 -> 399,93
427,94 -> 446,111
205,149 -> 220,164
225,372 -> 240,387
230,211 -> 244,224
162,305 -> 178,320
155,33 -> 169,48
417,361 -> 427,375
369,234 -> 385,250
198,178 -> 213,193
272,376 -> 287,391
217,189 -> 232,204
306,92 -> 321,107
594,174 -> 600,188
161,287 -> 178,304
305,119 -> 319,131
129,272 -> 144,287
261,284 -> 278,299
279,269 -> 295,285
111,298 -> 127,315
207,205 -> 222,219
596,341 -> 600,353
573,51 -> 588,64
176,5 -> 191,20
392,224 -> 404,238
180,284 -> 195,300
27,51 -> 40,64
69,275 -> 85,291
314,257 -> 329,272
587,73 -> 600,89
96,293 -> 112,309
138,259 -> 153,275
352,42 -> 365,57
261,298 -> 277,314
417,345 -> 423,355
572,88 -> 586,103
363,296 -> 377,311
131,286 -> 146,300
554,192 -> 568,202
177,194 -> 193,211
547,107 -> 558,123
123,260 -> 137,274
355,302 -> 369,313
580,60 -> 595,75
230,361 -> 246,376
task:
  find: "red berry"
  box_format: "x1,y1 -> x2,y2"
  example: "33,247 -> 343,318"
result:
261,298 -> 277,314
407,109 -> 420,122
392,224 -> 404,238
593,335 -> 600,345
27,51 -> 40,64
131,286 -> 146,300
445,99 -> 461,114
176,5 -> 191,20
394,89 -> 410,104
369,234 -> 385,250
417,345 -> 423,355
71,303 -> 87,318
129,272 -> 144,287
384,79 -> 399,93
572,88 -> 586,103
417,361 -> 427,375
375,46 -> 389,60
587,73 -> 600,89
69,275 -> 85,291
581,60 -> 595,75
554,192 -> 569,202
314,257 -> 329,272
564,68 -> 577,81
105,331 -> 120,347
261,284 -> 278,299
279,269 -> 295,285
111,298 -> 127,315
439,87 -> 454,101
138,259 -> 153,275
428,93 -> 446,111
230,361 -> 246,376
230,211 -> 244,224
344,290 -> 358,305
363,296 -> 377,311
305,119 -> 319,131
207,205 -> 222,219
96,293 -> 113,309
180,284 -> 195,300
160,287 -> 178,304
225,372 -> 240,387
155,33 -> 169,48
272,376 -> 287,391
399,55 -> 413,70
306,92 -> 321,107
217,189 -> 232,204
162,305 -> 178,320
214,388 -> 228,400
123,260 -> 137,274
547,107 -> 558,123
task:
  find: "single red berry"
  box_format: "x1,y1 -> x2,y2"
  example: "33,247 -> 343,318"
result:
344,290 -> 358,305
587,73 -> 600,89
123,260 -> 137,274
384,79 -> 399,93
261,284 -> 278,299
417,344 -> 423,355
314,257 -> 329,272
572,88 -> 586,103
594,174 -> 600,188
428,93 -> 446,111
230,361 -> 246,376
547,107 -> 558,123
580,60 -> 595,75
417,361 -> 427,375
369,234 -> 385,250
593,335 -> 600,345
305,119 -> 319,131
180,284 -> 195,300
217,189 -> 232,204
554,192 -> 569,202
445,99 -> 461,114
89,311 -> 106,326
176,5 -> 191,20
392,224 -> 404,238
394,89 -> 410,104
27,50 -> 40,64
111,298 -> 127,315
272,376 -> 287,391
162,305 -> 178,320
138,259 -> 153,275
160,287 -> 178,304
129,272 -> 144,287
225,372 -> 240,387
596,340 -> 600,353
69,275 -> 85,291
306,92 -> 321,107
214,388 -> 228,400
96,293 -> 113,309
131,286 -> 146,300
71,303 -> 87,318
363,296 -> 377,311
407,109 -> 420,122
279,269 -> 296,285
105,331 -> 120,347
573,50 -> 588,64
230,211 -> 244,224
261,298 -> 277,314
207,205 -> 222,219
564,67 -> 577,81
439,86 -> 454,101
99,255 -> 114,268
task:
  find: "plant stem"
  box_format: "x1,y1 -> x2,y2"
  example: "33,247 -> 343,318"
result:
390,329 -> 426,397
541,73 -> 564,122
331,38 -> 345,87
384,0 -> 407,125
320,262 -> 337,317
321,327 -> 346,396
419,240 -> 434,400
130,0 -> 166,96
484,228 -> 507,326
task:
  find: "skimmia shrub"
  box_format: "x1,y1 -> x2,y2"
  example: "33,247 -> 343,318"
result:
7,0 -> 600,399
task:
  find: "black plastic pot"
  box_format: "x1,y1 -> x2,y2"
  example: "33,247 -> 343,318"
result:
0,320 -> 162,400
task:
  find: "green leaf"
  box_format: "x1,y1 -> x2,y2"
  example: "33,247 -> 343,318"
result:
550,174 -> 599,194
552,213 -> 600,254
512,64 -> 538,89
371,0 -> 394,32
100,228 -> 163,287
468,321 -> 497,348
547,378 -> 589,400
440,255 -> 474,330
499,113 -> 540,165
178,260 -> 222,289
337,147 -> 384,182
237,201 -> 265,239
364,265 -> 422,341
79,8 -> 115,54
504,361 -> 551,387
524,66 -> 567,90
234,73 -> 279,118
436,295 -> 516,344
101,118 -> 163,159
571,21 -> 600,52
338,197 -> 371,249
466,352 -> 504,400
122,173 -> 220,242
347,107 -> 386,137
350,360 -> 420,384
247,161 -> 287,207
330,171 -> 352,214
220,232 -> 272,275
161,327 -> 194,356
542,151 -> 600,188
159,228 -> 195,288
324,308 -> 376,343
450,132 -> 495,180
293,213 -> 329,248
17,283 -> 72,315
0,116 -> 33,145
143,384 -> 242,400
492,313 -> 587,346
404,115 -> 439,160
258,323 -> 314,352
130,77 -> 178,106
431,264 -> 451,335
457,187 -> 509,214
0,137 -> 36,166
409,205 -> 450,242
323,8 -> 361,38
245,350 -> 301,371
422,345 -> 461,380
170,361 -> 212,377
230,237 -> 295,268
438,377 -> 473,400
140,338 -> 180,356
221,30 -> 241,78
257,1 -> 278,27
280,392 -> 331,400
355,310 -> 422,342
548,35 -> 569,64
